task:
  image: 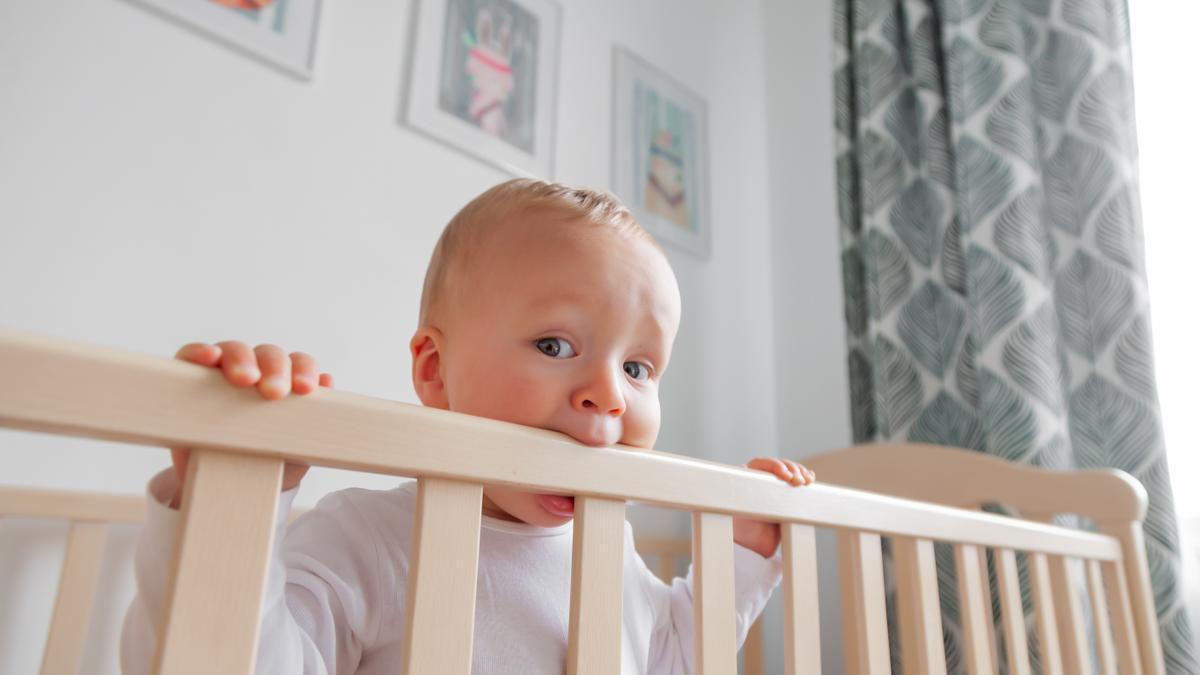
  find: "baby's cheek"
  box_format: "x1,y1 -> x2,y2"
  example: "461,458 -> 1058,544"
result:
622,392 -> 662,448
468,372 -> 557,426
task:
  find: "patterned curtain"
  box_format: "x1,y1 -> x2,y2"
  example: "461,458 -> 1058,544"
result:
834,0 -> 1196,672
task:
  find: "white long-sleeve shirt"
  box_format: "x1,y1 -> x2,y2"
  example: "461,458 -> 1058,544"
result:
121,470 -> 783,674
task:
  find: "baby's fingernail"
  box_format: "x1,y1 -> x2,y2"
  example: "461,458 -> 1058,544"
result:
230,364 -> 260,381
261,376 -> 288,397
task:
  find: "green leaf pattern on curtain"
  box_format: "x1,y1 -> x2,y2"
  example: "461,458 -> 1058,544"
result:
835,0 -> 1195,671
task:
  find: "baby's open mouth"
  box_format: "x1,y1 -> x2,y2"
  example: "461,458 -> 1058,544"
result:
535,494 -> 576,517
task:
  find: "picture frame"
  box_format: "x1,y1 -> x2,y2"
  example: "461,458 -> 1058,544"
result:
133,0 -> 322,80
403,0 -> 561,178
611,46 -> 711,259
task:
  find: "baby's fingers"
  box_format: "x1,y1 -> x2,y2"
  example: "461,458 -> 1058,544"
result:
214,340 -> 260,387
781,459 -> 816,486
253,344 -> 291,400
289,351 -> 319,394
745,456 -> 797,484
175,342 -> 222,367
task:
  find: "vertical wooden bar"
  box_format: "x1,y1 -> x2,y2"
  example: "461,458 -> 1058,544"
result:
956,544 -> 997,675
1086,559 -> 1118,675
402,478 -> 483,675
837,531 -> 891,675
1100,522 -> 1165,675
1046,555 -> 1093,675
994,549 -> 1031,675
893,537 -> 947,675
781,523 -> 821,675
692,512 -> 736,675
41,521 -> 108,675
567,497 -> 626,675
1101,559 -> 1143,675
976,548 -> 999,673
1029,552 -> 1064,675
153,450 -> 283,675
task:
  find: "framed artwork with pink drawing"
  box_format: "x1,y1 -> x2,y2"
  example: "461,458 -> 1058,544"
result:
612,47 -> 711,259
404,0 -> 561,177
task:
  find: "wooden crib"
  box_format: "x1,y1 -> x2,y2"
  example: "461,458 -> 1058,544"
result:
0,329 -> 1166,675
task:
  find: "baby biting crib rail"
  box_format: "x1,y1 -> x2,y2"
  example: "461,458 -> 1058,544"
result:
0,329 -> 1165,674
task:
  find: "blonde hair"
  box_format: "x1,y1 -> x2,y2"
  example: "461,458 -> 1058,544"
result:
418,178 -> 657,325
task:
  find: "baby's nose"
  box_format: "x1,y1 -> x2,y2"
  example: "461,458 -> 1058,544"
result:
571,374 -> 625,416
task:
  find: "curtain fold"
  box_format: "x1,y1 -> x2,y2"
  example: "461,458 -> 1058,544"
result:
834,0 -> 1196,671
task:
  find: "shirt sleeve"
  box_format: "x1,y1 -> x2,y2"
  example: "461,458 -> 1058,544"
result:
641,537 -> 783,675
119,469 -> 390,675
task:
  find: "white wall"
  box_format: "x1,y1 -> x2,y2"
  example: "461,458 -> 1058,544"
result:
0,0 -> 846,672
762,1 -> 850,672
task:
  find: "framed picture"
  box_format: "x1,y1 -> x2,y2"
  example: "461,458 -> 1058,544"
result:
612,47 -> 711,258
404,0 -> 561,177
134,0 -> 322,79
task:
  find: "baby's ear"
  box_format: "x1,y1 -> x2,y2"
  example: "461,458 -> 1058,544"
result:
410,327 -> 450,409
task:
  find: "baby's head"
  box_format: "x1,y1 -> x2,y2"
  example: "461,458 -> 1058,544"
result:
409,178 -> 682,525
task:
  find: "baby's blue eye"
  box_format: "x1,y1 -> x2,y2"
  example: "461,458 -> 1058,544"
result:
535,337 -> 576,359
624,361 -> 650,381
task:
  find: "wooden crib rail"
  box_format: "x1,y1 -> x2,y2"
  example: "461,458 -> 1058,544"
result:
0,488 -> 143,675
807,443 -> 1164,675
0,330 -> 1148,674
0,330 -> 1122,558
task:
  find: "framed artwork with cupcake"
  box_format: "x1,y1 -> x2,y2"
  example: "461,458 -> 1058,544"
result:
611,46 -> 711,258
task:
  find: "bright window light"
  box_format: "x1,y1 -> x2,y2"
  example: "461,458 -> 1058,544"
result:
1129,4 -> 1200,517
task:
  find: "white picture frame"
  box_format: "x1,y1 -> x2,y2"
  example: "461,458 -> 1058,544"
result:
403,0 -> 561,178
612,46 -> 711,259
134,0 -> 322,80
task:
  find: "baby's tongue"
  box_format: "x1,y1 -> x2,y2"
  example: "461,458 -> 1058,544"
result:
536,494 -> 576,517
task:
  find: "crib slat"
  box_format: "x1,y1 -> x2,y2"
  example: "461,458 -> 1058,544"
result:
567,496 -> 626,675
153,450 -> 283,675
402,478 -> 483,675
893,537 -> 946,675
1029,552 -> 1064,675
692,512 -> 736,674
955,544 -> 996,675
994,549 -> 1031,675
975,547 -> 999,672
781,523 -> 821,675
1046,555 -> 1093,675
1086,559 -> 1118,675
1101,558 -> 1143,675
837,531 -> 890,674
41,521 -> 107,675
1100,522 -> 1165,675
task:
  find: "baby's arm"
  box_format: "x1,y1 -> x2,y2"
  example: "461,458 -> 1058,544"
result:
120,341 -> 380,675
643,457 -> 814,674
639,539 -> 783,674
732,457 -> 815,557
166,341 -> 331,502
121,483 -> 387,674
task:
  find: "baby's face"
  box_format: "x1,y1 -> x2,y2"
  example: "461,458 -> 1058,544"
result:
434,218 -> 681,526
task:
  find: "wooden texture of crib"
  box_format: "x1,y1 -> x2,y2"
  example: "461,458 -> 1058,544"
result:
0,329 -> 1167,674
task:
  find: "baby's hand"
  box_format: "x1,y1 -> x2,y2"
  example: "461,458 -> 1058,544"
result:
168,341 -> 333,506
731,457 -> 815,558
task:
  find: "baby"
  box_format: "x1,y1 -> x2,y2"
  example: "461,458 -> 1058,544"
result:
121,179 -> 814,674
